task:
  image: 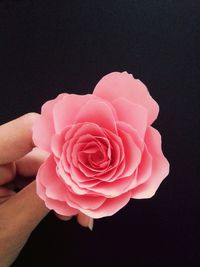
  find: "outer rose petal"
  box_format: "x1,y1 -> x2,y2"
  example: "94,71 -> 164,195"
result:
75,100 -> 117,133
136,146 -> 152,185
117,128 -> 142,177
132,127 -> 169,199
112,98 -> 148,139
80,191 -> 131,219
93,71 -> 159,125
37,179 -> 78,216
53,94 -> 97,133
32,93 -> 66,151
37,155 -> 78,216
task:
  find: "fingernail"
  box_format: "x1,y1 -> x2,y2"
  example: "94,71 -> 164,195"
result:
88,218 -> 94,231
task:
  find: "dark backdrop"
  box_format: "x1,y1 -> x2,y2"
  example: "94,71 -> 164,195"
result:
0,1 -> 200,267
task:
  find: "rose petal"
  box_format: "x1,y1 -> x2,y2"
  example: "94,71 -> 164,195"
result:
117,121 -> 144,151
36,156 -> 78,216
45,198 -> 78,216
75,100 -> 117,133
57,160 -> 90,195
51,125 -> 71,158
65,122 -> 106,142
118,128 -> 142,177
80,191 -> 131,218
38,155 -> 68,201
93,71 -> 159,125
136,145 -> 152,185
112,98 -> 148,139
88,172 -> 137,197
32,94 -> 66,151
65,191 -> 106,210
53,94 -> 97,133
132,127 -> 169,198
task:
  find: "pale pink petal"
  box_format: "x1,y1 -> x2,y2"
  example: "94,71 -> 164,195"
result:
78,157 -> 109,176
32,93 -> 67,151
112,98 -> 148,139
132,127 -> 169,198
36,156 -> 78,216
45,198 -> 78,216
106,158 -> 126,182
91,129 -> 125,182
117,128 -> 142,177
53,94 -> 97,133
93,71 -> 159,125
72,143 -> 86,167
78,160 -> 103,177
51,125 -> 71,158
88,173 -> 137,197
57,160 -> 90,195
64,191 -> 106,210
80,191 -> 131,218
75,100 -> 117,133
77,138 -> 121,182
136,146 -> 152,185
37,179 -> 77,216
37,155 -> 68,201
74,176 -> 102,188
65,122 -> 106,142
63,134 -> 101,178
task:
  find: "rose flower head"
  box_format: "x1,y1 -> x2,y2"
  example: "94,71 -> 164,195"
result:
33,71 -> 169,219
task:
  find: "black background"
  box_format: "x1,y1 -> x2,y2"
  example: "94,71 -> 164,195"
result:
0,1 -> 200,266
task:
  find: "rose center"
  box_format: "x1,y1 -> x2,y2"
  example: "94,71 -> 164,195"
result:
78,139 -> 110,171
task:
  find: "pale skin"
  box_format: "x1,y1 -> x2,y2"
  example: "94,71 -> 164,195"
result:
0,113 -> 93,267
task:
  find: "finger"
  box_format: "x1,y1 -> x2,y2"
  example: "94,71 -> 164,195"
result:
0,181 -> 49,236
56,212 -> 94,230
0,113 -> 39,165
55,213 -> 73,221
0,162 -> 16,186
0,187 -> 16,204
16,147 -> 49,177
77,213 -> 94,230
0,181 -> 49,267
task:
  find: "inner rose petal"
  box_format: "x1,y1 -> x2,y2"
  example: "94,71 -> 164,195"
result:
80,139 -> 110,170
65,122 -> 106,143
71,143 -> 86,167
76,129 -> 125,183
89,152 -> 107,167
69,133 -> 112,178
57,160 -> 90,195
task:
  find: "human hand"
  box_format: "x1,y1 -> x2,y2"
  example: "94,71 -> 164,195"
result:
0,113 -> 93,267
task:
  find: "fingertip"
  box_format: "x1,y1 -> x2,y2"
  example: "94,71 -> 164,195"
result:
77,213 -> 94,230
0,113 -> 40,164
0,162 -> 16,186
55,213 -> 73,221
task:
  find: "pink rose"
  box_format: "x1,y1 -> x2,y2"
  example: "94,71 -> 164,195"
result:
33,71 -> 169,218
